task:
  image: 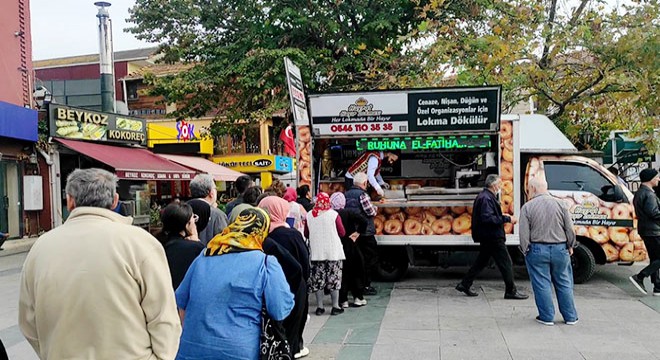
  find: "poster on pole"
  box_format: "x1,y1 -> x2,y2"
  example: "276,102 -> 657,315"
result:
284,57 -> 310,126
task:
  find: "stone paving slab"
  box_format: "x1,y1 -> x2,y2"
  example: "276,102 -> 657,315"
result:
3,250 -> 660,360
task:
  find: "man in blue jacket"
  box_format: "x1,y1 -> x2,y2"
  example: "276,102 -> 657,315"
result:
456,174 -> 528,299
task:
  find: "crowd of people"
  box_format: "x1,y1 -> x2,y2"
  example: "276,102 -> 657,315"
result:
17,169 -> 381,360
15,167 -> 660,358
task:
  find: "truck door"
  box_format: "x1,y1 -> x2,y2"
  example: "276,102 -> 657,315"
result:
532,159 -> 643,264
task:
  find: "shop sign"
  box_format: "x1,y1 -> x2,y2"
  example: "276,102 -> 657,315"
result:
274,156 -> 293,172
115,170 -> 193,181
309,86 -> 501,136
356,135 -> 492,152
215,154 -> 294,174
49,104 -> 147,145
176,120 -> 197,141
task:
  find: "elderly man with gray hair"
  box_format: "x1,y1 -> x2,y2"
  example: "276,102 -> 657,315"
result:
19,168 -> 181,359
456,174 -> 528,300
189,174 -> 229,244
519,176 -> 578,326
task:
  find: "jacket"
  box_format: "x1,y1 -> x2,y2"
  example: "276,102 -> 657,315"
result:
199,206 -> 229,245
19,207 -> 181,360
471,188 -> 511,243
345,186 -> 376,236
163,235 -> 205,289
633,185 -> 660,236
175,251 -> 294,360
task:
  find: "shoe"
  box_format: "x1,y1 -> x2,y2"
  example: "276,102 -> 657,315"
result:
504,291 -> 529,300
340,301 -> 349,308
653,289 -> 660,297
331,307 -> 344,315
364,286 -> 377,295
294,346 -> 310,359
315,307 -> 325,316
455,283 -> 478,297
535,316 -> 554,326
628,275 -> 647,295
565,318 -> 579,325
353,298 -> 367,307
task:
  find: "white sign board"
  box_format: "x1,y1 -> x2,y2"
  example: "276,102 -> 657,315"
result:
23,175 -> 43,211
284,57 -> 310,125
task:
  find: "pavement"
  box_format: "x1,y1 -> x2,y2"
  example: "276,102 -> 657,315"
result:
0,238 -> 38,258
1,242 -> 660,360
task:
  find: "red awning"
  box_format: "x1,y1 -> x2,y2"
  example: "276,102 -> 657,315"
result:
56,138 -> 197,181
157,154 -> 246,182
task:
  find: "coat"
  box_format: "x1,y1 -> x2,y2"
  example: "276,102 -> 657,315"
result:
19,207 -> 181,360
471,189 -> 511,243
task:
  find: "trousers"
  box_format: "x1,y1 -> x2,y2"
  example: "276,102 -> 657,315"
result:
461,240 -> 516,294
638,235 -> 660,290
525,243 -> 578,322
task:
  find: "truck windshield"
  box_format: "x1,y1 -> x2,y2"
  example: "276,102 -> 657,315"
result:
544,162 -> 617,202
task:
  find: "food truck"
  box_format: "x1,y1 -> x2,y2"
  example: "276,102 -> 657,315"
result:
298,87 -> 642,283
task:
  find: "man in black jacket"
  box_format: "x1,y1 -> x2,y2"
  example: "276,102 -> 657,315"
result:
456,174 -> 528,299
629,168 -> 660,295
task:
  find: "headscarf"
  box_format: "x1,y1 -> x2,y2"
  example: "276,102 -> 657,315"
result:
186,198 -> 211,233
206,207 -> 270,256
258,196 -> 291,232
330,192 -> 346,210
229,203 -> 254,223
283,187 -> 297,202
312,192 -> 331,217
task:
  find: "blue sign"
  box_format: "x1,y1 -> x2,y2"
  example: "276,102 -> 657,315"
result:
0,101 -> 38,142
274,156 -> 293,173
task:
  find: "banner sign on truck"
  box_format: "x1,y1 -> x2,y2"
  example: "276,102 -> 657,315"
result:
309,86 -> 501,136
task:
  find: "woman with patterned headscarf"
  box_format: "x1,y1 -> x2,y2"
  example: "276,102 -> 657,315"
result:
305,192 -> 346,316
175,208 -> 294,360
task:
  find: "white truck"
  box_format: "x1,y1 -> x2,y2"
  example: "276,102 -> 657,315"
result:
296,87 -> 641,283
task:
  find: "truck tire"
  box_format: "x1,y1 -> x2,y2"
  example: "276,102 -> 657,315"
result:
376,250 -> 409,282
572,243 -> 596,284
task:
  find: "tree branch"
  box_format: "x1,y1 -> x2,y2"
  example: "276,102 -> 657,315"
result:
540,0 -> 558,69
569,0 -> 589,27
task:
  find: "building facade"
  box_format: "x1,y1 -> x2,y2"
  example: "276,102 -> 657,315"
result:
0,0 -> 44,238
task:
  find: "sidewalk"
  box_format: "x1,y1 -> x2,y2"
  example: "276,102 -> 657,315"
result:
0,237 -> 37,257
303,265 -> 660,360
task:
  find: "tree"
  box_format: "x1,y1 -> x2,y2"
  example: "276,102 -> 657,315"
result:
128,0 -> 434,136
419,0 -> 659,152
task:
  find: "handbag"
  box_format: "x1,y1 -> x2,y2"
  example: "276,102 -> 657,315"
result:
260,256 -> 292,360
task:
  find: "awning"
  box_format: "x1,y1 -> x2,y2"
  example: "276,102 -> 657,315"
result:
56,138 -> 196,181
157,154 -> 246,181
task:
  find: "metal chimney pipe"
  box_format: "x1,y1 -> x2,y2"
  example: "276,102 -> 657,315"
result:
95,1 -> 115,112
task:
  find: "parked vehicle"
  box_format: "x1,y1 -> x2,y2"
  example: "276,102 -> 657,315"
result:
296,88 -> 640,283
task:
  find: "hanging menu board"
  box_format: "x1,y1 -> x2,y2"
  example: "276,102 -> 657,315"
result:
308,86 -> 501,136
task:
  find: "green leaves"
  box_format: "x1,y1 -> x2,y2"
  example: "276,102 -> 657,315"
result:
421,0 -> 659,152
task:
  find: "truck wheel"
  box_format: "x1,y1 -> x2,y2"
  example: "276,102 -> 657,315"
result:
572,243 -> 596,284
376,252 -> 409,282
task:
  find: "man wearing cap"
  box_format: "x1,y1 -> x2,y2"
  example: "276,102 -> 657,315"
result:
629,168 -> 660,296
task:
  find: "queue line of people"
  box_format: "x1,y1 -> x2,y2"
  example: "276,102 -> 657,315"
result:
17,169 -> 378,359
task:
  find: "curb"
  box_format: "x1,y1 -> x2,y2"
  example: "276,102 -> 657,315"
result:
0,239 -> 37,257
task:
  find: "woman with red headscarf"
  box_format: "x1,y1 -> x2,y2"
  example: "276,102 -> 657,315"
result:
305,192 -> 346,316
